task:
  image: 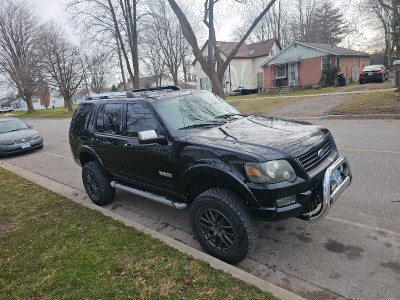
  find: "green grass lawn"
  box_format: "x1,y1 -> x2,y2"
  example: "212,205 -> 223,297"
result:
225,81 -> 393,102
229,96 -> 303,115
0,167 -> 278,299
330,90 -> 400,115
0,105 -> 77,119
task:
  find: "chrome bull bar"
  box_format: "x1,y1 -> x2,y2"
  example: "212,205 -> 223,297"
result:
307,156 -> 352,222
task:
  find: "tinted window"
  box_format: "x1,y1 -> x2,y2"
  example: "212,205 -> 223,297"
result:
96,103 -> 122,135
96,104 -> 105,132
363,65 -> 383,71
126,103 -> 157,137
71,104 -> 94,133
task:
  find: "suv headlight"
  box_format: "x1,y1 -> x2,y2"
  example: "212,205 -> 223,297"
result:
244,160 -> 297,184
32,134 -> 42,140
0,140 -> 14,145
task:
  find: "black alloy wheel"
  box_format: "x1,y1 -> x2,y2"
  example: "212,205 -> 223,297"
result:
199,208 -> 235,251
82,161 -> 115,206
85,172 -> 101,200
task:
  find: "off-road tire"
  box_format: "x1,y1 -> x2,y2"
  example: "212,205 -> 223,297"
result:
82,161 -> 115,206
190,188 -> 258,264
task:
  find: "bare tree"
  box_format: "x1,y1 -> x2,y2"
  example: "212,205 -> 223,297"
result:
141,41 -> 166,86
39,23 -> 83,112
291,0 -> 321,42
167,0 -> 277,97
83,50 -> 113,93
144,0 -> 191,85
66,0 -> 141,89
0,0 -> 40,113
234,0 -> 291,46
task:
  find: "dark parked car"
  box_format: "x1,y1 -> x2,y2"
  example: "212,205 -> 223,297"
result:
69,88 -> 352,263
359,65 -> 389,84
0,118 -> 43,157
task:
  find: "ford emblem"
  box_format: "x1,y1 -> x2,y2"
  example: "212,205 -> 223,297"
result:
317,148 -> 325,157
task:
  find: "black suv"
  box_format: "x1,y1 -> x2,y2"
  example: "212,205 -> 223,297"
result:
69,88 -> 352,263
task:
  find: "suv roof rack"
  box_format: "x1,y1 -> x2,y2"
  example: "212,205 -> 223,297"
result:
85,91 -> 136,100
130,86 -> 181,93
85,86 -> 181,101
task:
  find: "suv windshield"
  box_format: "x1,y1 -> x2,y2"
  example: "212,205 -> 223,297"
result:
154,92 -> 243,130
0,119 -> 28,134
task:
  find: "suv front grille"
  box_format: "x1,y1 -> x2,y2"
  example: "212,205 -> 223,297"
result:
13,136 -> 33,144
297,139 -> 332,173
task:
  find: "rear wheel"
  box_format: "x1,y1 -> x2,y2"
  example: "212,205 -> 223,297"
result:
359,80 -> 364,84
82,161 -> 115,206
190,188 -> 258,264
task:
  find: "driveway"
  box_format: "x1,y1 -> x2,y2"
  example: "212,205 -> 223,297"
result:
2,117 -> 400,300
268,82 -> 390,118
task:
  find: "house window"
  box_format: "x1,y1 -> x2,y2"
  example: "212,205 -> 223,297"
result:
276,65 -> 286,79
200,77 -> 211,90
321,57 -> 330,70
271,50 -> 274,56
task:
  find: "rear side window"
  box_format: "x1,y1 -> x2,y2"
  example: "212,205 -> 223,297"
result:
96,103 -> 123,135
71,104 -> 94,133
126,103 -> 157,137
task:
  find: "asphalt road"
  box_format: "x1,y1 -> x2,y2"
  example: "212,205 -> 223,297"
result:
2,118 -> 400,300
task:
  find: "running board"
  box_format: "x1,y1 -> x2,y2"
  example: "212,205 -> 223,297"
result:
110,181 -> 188,210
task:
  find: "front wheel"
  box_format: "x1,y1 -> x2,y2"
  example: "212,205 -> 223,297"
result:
190,188 -> 258,264
82,161 -> 115,206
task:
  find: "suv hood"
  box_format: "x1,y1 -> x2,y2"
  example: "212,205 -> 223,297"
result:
186,116 -> 327,159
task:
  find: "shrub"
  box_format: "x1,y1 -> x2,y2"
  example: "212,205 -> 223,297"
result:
321,63 -> 341,86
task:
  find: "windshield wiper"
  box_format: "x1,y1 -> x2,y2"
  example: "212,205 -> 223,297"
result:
215,113 -> 248,119
178,121 -> 225,130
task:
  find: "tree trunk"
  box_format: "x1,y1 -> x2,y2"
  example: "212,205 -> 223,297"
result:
116,34 -> 127,90
25,94 -> 35,113
210,72 -> 224,98
64,96 -> 73,112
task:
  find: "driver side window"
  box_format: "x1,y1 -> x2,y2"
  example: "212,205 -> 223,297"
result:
126,103 -> 158,138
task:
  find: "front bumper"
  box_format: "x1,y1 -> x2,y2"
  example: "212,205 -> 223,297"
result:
250,156 -> 352,222
0,138 -> 44,157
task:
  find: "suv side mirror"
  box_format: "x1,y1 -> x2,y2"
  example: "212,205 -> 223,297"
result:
138,130 -> 166,145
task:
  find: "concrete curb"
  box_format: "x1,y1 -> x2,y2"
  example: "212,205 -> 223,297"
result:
319,114 -> 400,120
0,161 -> 305,300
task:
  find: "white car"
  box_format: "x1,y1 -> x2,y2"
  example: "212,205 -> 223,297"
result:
0,107 -> 13,113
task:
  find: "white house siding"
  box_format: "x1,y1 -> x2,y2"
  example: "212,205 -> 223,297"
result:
195,41 -> 280,93
12,95 -> 72,111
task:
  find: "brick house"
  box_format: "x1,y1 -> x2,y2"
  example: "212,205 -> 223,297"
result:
261,41 -> 370,90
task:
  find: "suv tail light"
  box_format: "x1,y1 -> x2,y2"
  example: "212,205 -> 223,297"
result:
376,71 -> 382,74
361,72 -> 366,75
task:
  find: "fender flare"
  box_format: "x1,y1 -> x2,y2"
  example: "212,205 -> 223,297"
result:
79,145 -> 104,167
181,163 -> 260,208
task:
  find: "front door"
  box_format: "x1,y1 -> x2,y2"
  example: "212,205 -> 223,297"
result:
92,103 -> 126,176
121,102 -> 177,190
289,63 -> 299,86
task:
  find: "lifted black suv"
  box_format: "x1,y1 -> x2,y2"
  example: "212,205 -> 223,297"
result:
69,88 -> 352,263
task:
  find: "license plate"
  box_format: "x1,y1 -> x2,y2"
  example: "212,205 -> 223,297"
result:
330,170 -> 343,188
368,72 -> 373,76
21,142 -> 31,149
